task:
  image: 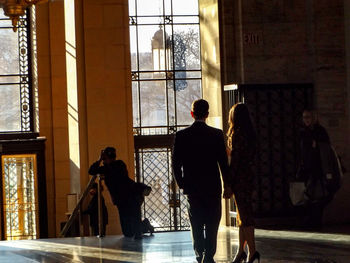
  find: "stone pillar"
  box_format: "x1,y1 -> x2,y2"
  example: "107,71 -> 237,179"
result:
36,0 -> 133,236
199,0 -> 223,129
80,0 -> 134,235
200,0 -> 230,226
36,1 -> 70,236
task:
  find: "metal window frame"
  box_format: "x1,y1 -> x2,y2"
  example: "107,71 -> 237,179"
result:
0,9 -> 34,133
129,0 -> 202,135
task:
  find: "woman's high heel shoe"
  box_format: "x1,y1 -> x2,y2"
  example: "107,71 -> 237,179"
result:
246,251 -> 260,263
232,251 -> 247,263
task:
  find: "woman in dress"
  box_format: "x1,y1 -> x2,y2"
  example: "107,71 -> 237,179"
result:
227,103 -> 260,263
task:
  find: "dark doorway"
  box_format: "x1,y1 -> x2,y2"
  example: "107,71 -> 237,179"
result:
223,83 -> 313,225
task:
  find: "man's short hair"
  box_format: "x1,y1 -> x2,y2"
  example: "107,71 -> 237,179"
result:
103,147 -> 116,159
191,99 -> 209,119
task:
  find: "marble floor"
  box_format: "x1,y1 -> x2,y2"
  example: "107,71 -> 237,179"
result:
1,226 -> 350,263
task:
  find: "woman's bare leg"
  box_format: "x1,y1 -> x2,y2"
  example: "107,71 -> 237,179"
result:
245,226 -> 256,259
233,226 -> 247,261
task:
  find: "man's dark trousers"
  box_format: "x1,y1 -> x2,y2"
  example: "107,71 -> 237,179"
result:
188,195 -> 221,263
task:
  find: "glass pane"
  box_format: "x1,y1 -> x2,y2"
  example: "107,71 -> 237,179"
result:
164,25 -> 173,70
132,81 -> 140,127
176,79 -> 201,125
129,26 -> 138,71
0,12 -> 8,19
2,154 -> 38,240
139,72 -> 166,80
137,16 -> 162,25
167,81 -> 176,127
0,85 -> 21,131
175,70 -> 201,79
172,16 -> 199,24
164,0 -> 172,15
173,25 -> 200,70
137,0 -> 164,16
137,25 -> 159,71
0,19 -> 13,28
128,0 -> 136,16
0,29 -> 20,74
0,75 -> 20,84
172,0 -> 199,15
140,80 -> 167,127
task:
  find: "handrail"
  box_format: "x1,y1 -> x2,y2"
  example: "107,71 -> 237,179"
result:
59,174 -> 99,237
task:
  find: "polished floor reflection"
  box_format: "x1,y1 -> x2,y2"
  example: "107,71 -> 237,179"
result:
1,226 -> 350,262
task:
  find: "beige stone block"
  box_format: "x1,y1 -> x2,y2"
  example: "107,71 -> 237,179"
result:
104,45 -> 125,69
51,77 -> 68,105
37,77 -> 52,108
52,128 -> 70,160
36,31 -> 50,56
36,5 -> 50,52
46,197 -> 56,237
101,70 -> 119,88
86,82 -> 107,106
50,55 -> 67,77
50,33 -> 66,52
55,196 -> 69,230
36,3 -> 49,25
103,4 -> 125,28
49,1 -> 64,21
314,1 -> 344,18
54,161 -> 71,180
37,55 -> 51,78
84,4 -> 103,28
101,0 -> 125,4
84,46 -> 104,68
262,22 -> 308,56
52,108 -> 68,128
105,28 -> 126,45
38,109 -> 53,128
86,122 -> 109,139
55,178 -> 71,198
49,35 -> 66,56
283,0 -> 308,22
84,28 -> 104,47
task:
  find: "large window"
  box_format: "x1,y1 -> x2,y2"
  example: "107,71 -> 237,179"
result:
0,11 -> 33,132
129,0 -> 202,135
129,0 -> 201,232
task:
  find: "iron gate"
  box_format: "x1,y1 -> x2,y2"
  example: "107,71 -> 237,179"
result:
134,135 -> 190,232
224,84 -> 313,220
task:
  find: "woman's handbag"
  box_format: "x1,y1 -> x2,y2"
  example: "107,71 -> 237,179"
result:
289,181 -> 307,206
304,177 -> 328,202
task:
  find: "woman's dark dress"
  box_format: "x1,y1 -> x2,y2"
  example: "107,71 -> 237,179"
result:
229,128 -> 256,227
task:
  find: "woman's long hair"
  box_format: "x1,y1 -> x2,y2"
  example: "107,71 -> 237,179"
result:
227,103 -> 256,149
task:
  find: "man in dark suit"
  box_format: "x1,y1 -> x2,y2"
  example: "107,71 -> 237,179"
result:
172,99 -> 232,263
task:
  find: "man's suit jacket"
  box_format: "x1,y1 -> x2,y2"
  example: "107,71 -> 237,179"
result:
172,121 -> 229,197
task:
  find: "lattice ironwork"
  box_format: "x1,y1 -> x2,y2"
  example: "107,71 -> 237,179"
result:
224,84 -> 313,218
2,154 -> 38,240
0,10 -> 33,132
18,15 -> 31,131
136,148 -> 190,231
